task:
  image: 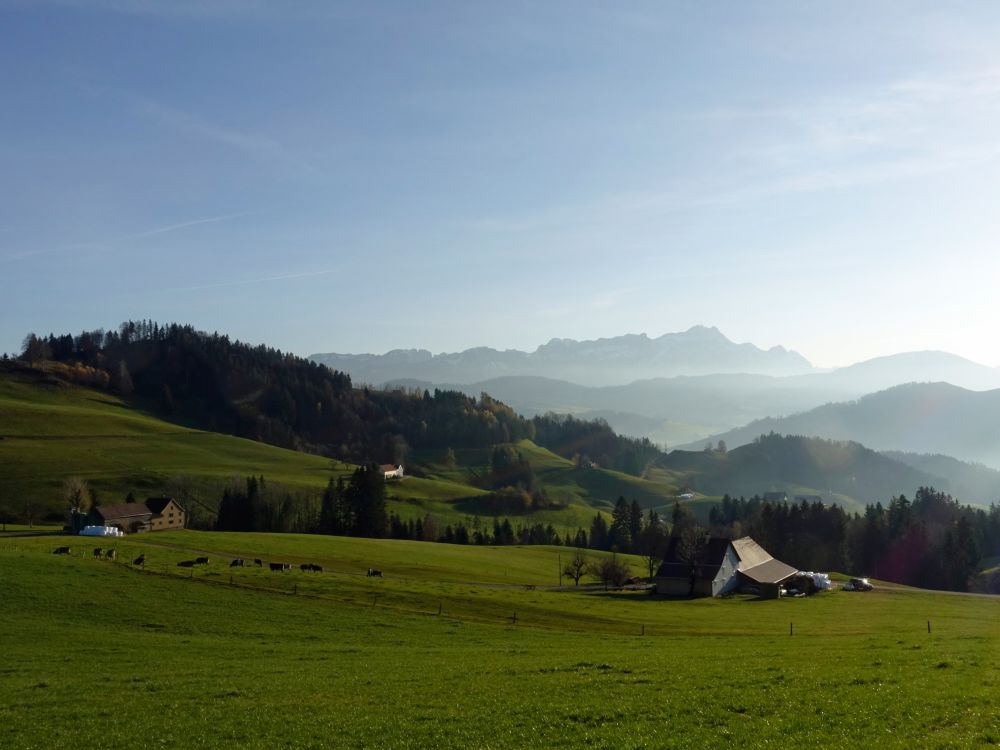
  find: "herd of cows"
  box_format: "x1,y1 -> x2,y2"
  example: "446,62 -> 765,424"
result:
227,558 -> 324,572
52,546 -> 383,578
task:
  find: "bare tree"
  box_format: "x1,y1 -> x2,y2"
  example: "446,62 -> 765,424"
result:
597,554 -> 630,590
637,522 -> 668,579
562,550 -> 591,586
677,525 -> 708,597
64,477 -> 93,514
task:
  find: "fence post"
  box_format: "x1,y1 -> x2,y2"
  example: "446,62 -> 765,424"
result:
790,622 -> 793,636
641,624 -> 645,636
927,620 -> 931,634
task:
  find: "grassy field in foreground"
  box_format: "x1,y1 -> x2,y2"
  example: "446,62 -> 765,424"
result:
3,531 -> 1000,749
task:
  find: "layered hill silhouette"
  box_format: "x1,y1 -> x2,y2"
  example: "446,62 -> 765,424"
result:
310,326 -> 814,387
12,322 -> 1000,523
663,433 -> 1000,509
328,330 -> 1000,449
688,382 -> 1000,469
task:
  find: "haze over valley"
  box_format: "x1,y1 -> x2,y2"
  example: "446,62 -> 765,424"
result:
311,326 -> 1000,471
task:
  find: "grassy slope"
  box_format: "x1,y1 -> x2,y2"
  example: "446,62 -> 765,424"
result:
0,368 -> 478,522
412,440 -> 696,523
0,369 -> 686,532
3,531 -> 1000,749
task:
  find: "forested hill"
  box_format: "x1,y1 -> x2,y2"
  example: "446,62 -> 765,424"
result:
663,433 -> 955,508
20,322 -> 662,475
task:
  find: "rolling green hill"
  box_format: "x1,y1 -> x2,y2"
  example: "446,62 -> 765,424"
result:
0,366 -> 683,531
3,531 -> 1000,748
663,433 -> 946,513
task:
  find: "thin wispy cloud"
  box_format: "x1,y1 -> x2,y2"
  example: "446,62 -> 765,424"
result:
1,212 -> 250,263
134,101 -> 322,177
6,0 -> 297,20
463,69 -> 1000,238
122,212 -> 253,241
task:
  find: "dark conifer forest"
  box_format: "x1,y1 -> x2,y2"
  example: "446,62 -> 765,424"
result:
28,321 -> 659,473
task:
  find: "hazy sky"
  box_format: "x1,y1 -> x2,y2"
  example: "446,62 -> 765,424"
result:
4,1 -> 1000,368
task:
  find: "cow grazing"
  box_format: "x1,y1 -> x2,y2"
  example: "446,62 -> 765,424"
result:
269,562 -> 284,572
133,554 -> 145,566
93,548 -> 103,558
254,558 -> 263,567
177,560 -> 196,568
53,546 -> 71,555
367,568 -> 383,578
300,563 -> 311,572
230,558 -> 244,568
311,564 -> 323,573
194,557 -> 210,565
105,549 -> 116,561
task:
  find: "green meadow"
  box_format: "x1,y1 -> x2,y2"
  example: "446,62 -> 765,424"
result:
3,530 -> 1000,749
0,367 -> 690,532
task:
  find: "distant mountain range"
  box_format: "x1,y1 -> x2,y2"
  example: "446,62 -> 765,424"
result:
310,326 -> 814,387
312,329 -> 1000,450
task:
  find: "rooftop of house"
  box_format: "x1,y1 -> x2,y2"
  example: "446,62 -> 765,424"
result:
92,502 -> 152,521
146,496 -> 183,514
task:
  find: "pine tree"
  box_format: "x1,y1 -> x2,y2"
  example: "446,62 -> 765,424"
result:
610,496 -> 632,551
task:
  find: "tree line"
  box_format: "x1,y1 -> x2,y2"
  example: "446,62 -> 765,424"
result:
20,321 -> 666,478
705,487 -> 998,592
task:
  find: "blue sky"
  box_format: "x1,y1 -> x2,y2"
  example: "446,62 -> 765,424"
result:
3,1 -> 1000,367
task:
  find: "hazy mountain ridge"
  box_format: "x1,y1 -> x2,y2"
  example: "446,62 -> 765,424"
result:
310,326 -> 815,387
882,451 -> 1000,503
688,382 -> 1000,469
662,434 -> 964,509
325,331 -> 1000,449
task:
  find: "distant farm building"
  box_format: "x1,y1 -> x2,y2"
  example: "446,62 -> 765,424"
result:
381,464 -> 405,480
87,497 -> 186,534
763,491 -> 788,503
655,536 -> 797,599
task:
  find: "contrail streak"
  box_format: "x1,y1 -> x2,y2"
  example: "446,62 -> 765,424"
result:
1,211 -> 251,262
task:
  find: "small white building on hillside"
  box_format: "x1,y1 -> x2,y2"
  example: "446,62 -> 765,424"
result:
381,464 -> 404,480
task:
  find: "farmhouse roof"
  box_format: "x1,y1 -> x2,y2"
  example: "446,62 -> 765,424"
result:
380,464 -> 398,472
731,537 -> 772,568
145,496 -> 182,514
93,502 -> 152,521
731,536 -> 797,584
739,558 -> 798,584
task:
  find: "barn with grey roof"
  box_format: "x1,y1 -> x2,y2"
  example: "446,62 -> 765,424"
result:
655,535 -> 797,598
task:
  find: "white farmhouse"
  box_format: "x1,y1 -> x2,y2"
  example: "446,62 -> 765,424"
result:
381,464 -> 405,480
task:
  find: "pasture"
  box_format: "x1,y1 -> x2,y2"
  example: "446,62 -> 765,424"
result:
0,367 -> 681,532
2,531 -> 1000,748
